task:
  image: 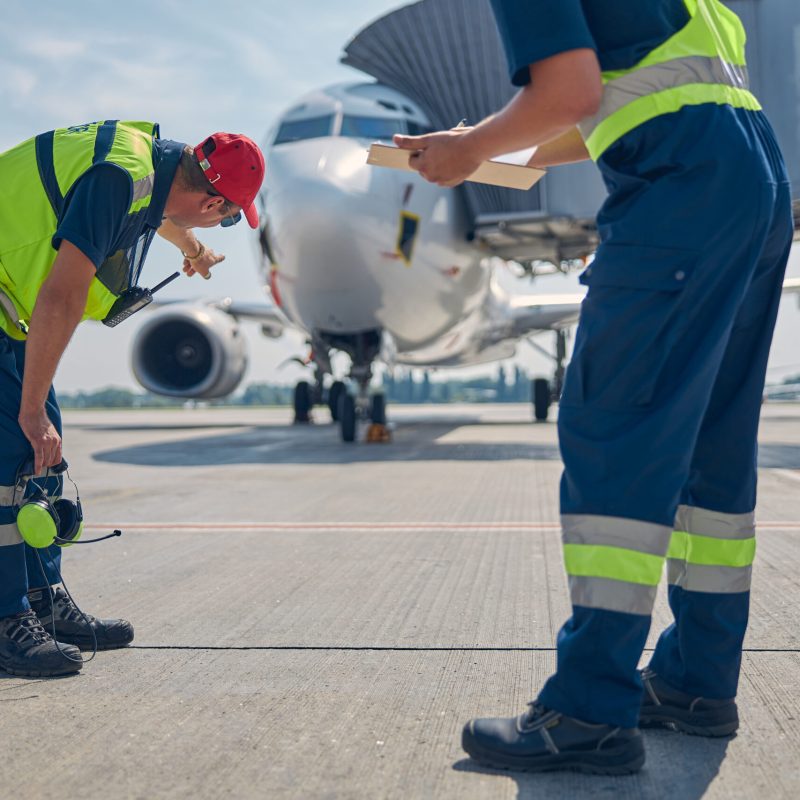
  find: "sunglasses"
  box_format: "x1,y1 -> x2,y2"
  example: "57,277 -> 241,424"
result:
220,211 -> 242,228
207,190 -> 242,227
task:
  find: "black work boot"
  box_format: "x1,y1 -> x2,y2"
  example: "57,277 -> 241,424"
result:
639,668 -> 739,737
462,702 -> 645,775
0,609 -> 83,677
28,585 -> 134,651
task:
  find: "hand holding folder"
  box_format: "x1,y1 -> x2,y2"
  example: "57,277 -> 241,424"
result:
367,132 -> 545,191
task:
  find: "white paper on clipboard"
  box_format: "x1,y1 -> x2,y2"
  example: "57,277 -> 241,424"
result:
366,143 -> 545,191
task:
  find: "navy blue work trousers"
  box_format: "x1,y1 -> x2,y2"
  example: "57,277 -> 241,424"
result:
0,331 -> 63,617
538,105 -> 794,728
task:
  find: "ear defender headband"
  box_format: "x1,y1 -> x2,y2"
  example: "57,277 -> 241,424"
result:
13,459 -> 84,549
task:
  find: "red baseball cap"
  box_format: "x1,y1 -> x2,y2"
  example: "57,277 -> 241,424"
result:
194,132 -> 265,228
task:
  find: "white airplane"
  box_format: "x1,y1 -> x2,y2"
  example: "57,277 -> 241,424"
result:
131,79 -> 596,440
129,0 -> 800,442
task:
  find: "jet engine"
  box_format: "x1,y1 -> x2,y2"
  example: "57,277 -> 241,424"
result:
131,305 -> 247,399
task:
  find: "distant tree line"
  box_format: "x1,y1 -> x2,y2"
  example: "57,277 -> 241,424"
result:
381,365 -> 533,404
57,366 -> 540,408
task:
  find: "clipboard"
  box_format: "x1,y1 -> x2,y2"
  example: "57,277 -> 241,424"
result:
367,143 -> 546,191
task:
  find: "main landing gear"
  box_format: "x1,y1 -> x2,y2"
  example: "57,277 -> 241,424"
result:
292,331 -> 389,443
292,379 -> 390,443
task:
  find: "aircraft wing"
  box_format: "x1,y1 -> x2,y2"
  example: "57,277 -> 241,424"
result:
507,292 -> 584,337
507,275 -> 800,336
149,296 -> 288,338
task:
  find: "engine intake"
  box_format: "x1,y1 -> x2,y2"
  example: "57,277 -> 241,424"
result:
131,305 -> 247,399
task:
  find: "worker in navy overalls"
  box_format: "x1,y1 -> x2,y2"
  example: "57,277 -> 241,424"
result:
396,0 -> 793,773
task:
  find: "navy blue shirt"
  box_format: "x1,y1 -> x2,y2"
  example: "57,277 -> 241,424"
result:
54,137 -> 184,295
55,164 -> 132,269
490,0 -> 690,85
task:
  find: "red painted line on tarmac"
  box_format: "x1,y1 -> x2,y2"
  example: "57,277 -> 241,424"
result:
83,521 -> 800,532
84,522 -> 562,531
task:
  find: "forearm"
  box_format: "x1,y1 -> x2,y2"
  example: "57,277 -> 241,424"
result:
462,49 -> 600,163
464,93 -> 577,162
21,285 -> 85,414
157,217 -> 202,256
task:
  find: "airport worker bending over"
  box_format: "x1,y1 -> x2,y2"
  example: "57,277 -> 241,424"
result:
395,0 -> 793,775
0,122 -> 265,678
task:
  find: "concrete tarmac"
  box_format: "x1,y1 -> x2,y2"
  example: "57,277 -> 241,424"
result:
2,402 -> 799,799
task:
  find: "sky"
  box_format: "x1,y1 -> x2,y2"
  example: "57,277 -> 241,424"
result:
2,0 -> 799,394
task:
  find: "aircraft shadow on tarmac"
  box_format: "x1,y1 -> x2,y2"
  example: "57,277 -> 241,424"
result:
756,444 -> 800,469
452,731 -> 730,799
90,422 -> 565,466
88,421 -> 800,468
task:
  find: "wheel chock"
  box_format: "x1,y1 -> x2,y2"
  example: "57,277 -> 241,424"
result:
366,423 -> 392,443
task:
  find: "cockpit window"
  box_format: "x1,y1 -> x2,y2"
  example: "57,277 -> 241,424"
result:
340,116 -> 433,140
340,116 -> 401,141
273,114 -> 334,145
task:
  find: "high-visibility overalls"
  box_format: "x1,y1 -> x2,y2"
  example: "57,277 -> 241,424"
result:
536,0 -> 794,727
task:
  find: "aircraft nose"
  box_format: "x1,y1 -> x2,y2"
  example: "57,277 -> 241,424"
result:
262,140 -> 411,330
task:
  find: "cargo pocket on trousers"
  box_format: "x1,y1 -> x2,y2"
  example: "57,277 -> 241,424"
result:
560,243 -> 699,410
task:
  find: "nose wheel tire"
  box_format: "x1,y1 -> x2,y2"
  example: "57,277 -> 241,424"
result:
366,393 -> 391,443
339,394 -> 357,442
328,380 -> 346,422
369,393 -> 386,425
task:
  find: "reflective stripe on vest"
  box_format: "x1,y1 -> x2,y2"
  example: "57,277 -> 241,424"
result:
561,514 -> 670,615
577,0 -> 761,160
667,505 -> 755,593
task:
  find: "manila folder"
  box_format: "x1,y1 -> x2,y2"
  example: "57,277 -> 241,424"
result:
366,143 -> 545,191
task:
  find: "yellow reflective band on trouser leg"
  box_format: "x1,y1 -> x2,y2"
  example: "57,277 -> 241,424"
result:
561,515 -> 671,616
667,505 -> 756,593
563,545 -> 665,616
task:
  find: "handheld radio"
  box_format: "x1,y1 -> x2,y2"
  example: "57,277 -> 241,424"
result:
102,271 -> 180,327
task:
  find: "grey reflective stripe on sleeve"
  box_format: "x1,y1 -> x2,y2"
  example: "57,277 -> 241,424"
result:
569,575 -> 658,616
0,522 -> 22,546
667,560 -> 752,593
0,289 -> 24,331
132,173 -> 155,202
578,55 -> 751,141
561,514 -> 672,557
674,505 -> 755,540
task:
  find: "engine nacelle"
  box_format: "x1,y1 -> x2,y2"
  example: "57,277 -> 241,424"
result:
132,305 -> 247,399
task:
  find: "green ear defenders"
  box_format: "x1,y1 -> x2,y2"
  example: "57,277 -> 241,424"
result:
14,459 -> 84,549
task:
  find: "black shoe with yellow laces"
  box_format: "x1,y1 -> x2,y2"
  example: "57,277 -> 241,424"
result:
28,585 -> 134,651
462,702 -> 645,775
